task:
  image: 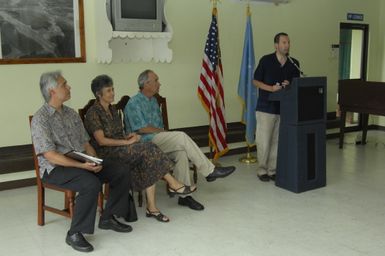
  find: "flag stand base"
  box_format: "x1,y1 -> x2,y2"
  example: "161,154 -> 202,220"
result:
239,152 -> 257,164
209,159 -> 222,167
208,146 -> 222,167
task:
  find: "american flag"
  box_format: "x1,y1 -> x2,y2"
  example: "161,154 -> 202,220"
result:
198,8 -> 228,160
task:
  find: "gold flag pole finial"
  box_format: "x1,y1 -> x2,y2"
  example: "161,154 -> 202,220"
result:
211,0 -> 220,15
246,0 -> 251,16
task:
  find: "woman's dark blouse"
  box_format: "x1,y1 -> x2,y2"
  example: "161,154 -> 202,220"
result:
84,101 -> 173,191
84,101 -> 125,158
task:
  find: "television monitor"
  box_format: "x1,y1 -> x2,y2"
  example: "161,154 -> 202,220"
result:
109,0 -> 163,32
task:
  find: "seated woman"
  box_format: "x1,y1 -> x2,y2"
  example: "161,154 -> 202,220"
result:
84,75 -> 196,223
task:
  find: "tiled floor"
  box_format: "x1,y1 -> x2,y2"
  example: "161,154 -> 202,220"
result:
0,132 -> 384,256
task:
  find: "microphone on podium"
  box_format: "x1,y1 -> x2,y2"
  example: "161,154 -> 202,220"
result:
286,53 -> 306,77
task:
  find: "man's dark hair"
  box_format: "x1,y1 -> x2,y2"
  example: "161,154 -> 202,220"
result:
274,32 -> 288,44
91,75 -> 113,100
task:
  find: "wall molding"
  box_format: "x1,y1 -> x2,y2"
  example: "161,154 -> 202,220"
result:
0,178 -> 36,191
0,144 -> 34,174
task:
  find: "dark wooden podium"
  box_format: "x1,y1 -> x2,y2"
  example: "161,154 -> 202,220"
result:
269,77 -> 327,193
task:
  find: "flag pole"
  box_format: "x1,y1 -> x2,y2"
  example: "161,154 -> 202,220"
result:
208,0 -> 215,164
210,0 -> 219,9
203,0 -> 224,167
239,1 -> 257,165
209,146 -> 221,166
239,145 -> 257,164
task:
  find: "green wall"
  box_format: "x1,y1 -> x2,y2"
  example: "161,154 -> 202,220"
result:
0,0 -> 383,147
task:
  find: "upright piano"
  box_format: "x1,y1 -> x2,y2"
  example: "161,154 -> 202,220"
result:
338,79 -> 385,148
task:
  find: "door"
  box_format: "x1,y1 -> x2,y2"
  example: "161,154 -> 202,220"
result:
338,23 -> 369,125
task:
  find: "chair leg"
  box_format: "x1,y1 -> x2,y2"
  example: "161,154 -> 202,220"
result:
190,164 -> 198,184
98,183 -> 109,215
138,191 -> 143,207
339,111 -> 346,149
104,183 -> 110,199
98,192 -> 104,215
67,191 -> 75,218
37,185 -> 45,226
64,193 -> 70,211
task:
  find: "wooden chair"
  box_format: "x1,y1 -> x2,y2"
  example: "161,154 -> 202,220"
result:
115,95 -> 130,116
154,94 -> 169,130
78,97 -> 144,207
154,94 -> 198,184
78,99 -> 110,202
29,116 -> 103,226
114,95 -> 144,207
78,99 -> 96,123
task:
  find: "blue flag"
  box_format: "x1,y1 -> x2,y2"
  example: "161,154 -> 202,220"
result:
238,15 -> 257,146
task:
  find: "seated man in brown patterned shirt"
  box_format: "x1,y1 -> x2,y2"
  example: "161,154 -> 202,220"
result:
31,71 -> 132,253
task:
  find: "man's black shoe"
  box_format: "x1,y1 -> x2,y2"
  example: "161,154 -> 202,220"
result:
178,196 -> 204,211
269,174 -> 276,181
257,174 -> 270,182
65,232 -> 94,252
98,216 -> 133,233
206,166 -> 236,182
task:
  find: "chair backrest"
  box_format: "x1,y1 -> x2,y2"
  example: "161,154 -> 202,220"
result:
79,94 -> 168,132
115,95 -> 131,132
79,96 -> 130,129
154,93 -> 169,130
115,95 -> 130,112
78,99 -> 96,123
29,116 -> 43,186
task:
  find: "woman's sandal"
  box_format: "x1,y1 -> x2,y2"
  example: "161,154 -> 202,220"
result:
167,185 -> 197,198
146,209 -> 170,223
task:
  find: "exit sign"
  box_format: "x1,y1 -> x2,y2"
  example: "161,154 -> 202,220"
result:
347,13 -> 364,21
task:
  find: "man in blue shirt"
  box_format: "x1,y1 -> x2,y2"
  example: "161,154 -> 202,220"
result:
253,32 -> 300,182
124,70 -> 236,211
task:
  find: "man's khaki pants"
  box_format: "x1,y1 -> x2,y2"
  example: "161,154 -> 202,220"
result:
152,131 -> 215,186
255,111 -> 280,176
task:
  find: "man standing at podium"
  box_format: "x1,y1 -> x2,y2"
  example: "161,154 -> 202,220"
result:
253,32 -> 300,182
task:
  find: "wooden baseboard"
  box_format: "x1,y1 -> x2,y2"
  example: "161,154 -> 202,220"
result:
1,121 -> 383,191
0,178 -> 36,191
0,144 -> 34,174
369,124 -> 385,131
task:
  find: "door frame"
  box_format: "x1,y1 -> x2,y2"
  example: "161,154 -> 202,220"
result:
340,22 -> 369,81
339,22 -> 369,132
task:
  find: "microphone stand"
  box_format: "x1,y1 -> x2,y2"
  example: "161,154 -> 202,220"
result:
287,55 -> 306,77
